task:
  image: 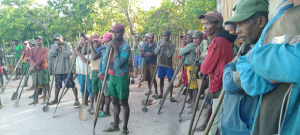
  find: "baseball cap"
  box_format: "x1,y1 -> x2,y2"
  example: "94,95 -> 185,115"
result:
143,34 -> 148,38
32,41 -> 36,45
135,34 -> 140,38
187,30 -> 194,36
91,34 -> 101,42
110,23 -> 125,33
192,31 -> 204,39
180,34 -> 187,38
199,10 -> 223,24
102,33 -> 113,42
53,34 -> 63,40
35,36 -> 43,40
23,41 -> 28,44
162,30 -> 171,36
226,0 -> 269,23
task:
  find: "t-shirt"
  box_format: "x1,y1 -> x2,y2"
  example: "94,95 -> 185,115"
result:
91,45 -> 105,71
75,47 -> 92,75
29,47 -> 49,70
14,45 -> 23,58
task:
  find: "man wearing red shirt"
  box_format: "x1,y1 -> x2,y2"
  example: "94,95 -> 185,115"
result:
29,36 -> 49,105
195,11 -> 237,133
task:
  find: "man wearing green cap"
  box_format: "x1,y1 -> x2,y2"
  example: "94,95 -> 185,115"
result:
220,0 -> 269,134
236,0 -> 300,134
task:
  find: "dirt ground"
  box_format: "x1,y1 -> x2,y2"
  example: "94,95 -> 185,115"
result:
0,75 -> 206,135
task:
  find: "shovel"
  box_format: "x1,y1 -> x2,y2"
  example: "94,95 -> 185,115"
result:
43,51 -> 60,112
13,67 -> 31,108
0,97 -> 3,109
11,62 -> 30,100
79,43 -> 91,121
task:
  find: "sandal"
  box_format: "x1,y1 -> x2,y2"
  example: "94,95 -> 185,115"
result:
28,101 -> 39,105
155,94 -> 162,99
110,120 -> 122,126
144,92 -> 152,96
48,100 -> 57,105
186,99 -> 192,104
152,94 -> 158,98
98,112 -> 111,118
119,129 -> 129,135
74,101 -> 80,106
103,125 -> 120,132
187,104 -> 194,108
170,97 -> 176,102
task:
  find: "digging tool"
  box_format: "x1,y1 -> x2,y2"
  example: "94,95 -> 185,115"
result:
79,44 -> 91,121
52,51 -> 76,117
0,97 -> 3,109
142,48 -> 164,112
43,51 -> 60,112
93,48 -> 113,130
175,85 -> 186,101
157,55 -> 186,114
1,51 -> 26,93
187,77 -> 205,135
13,67 -> 31,108
203,89 -> 225,135
33,72 -> 38,106
11,62 -> 30,100
178,56 -> 200,121
130,49 -> 135,84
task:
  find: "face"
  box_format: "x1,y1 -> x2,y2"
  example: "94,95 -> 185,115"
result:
193,38 -> 203,45
182,37 -> 187,45
236,16 -> 266,44
225,25 -> 236,35
187,35 -> 193,43
135,37 -> 140,42
202,18 -> 220,37
148,37 -> 154,43
36,39 -> 43,46
93,40 -> 100,48
143,37 -> 147,42
80,37 -> 86,46
23,43 -> 27,48
12,41 -> 18,46
103,41 -> 110,46
55,39 -> 63,44
163,35 -> 170,41
113,31 -> 124,41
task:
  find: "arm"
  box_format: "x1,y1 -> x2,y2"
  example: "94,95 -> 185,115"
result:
61,44 -> 73,58
222,63 -> 242,94
165,43 -> 176,58
91,45 -> 102,60
114,45 -> 130,68
103,45 -> 110,66
179,44 -> 196,56
154,42 -> 162,55
32,49 -> 49,67
76,51 -> 88,64
200,40 -> 221,75
250,42 -> 300,84
49,45 -> 58,57
236,54 -> 277,97
29,50 -> 36,66
150,44 -> 157,56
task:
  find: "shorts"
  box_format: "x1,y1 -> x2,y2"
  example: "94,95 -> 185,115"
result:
134,54 -> 143,68
108,74 -> 129,100
55,72 -> 75,89
182,67 -> 188,86
91,71 -> 102,93
22,62 -> 28,75
143,64 -> 156,82
77,74 -> 93,98
186,65 -> 198,89
158,66 -> 174,80
33,69 -> 48,86
101,75 -> 110,96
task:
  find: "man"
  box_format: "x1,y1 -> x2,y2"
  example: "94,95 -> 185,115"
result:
133,34 -> 143,78
0,47 -> 8,87
179,31 -> 204,114
11,40 -> 23,80
73,35 -> 93,111
195,11 -> 237,134
237,0 -> 300,134
48,34 -> 80,106
98,33 -> 113,117
83,34 -> 106,114
102,23 -> 130,135
28,36 -> 49,105
174,34 -> 188,89
154,30 -> 176,102
138,34 -> 149,85
141,33 -> 158,97
27,40 -> 38,91
220,0 -> 269,134
224,22 -> 242,57
20,41 -> 30,86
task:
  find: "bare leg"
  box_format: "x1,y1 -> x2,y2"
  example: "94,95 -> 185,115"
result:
72,87 -> 79,101
3,69 -> 8,80
100,93 -> 105,111
111,97 -> 120,129
104,96 -> 111,115
120,99 -> 130,130
159,78 -> 164,95
52,88 -> 60,103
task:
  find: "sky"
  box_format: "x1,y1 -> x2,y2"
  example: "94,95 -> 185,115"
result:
37,0 -> 162,10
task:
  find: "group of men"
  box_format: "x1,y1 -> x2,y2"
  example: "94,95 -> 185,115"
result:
1,0 -> 299,134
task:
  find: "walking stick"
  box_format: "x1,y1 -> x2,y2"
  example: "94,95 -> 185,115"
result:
142,48 -> 164,112
93,48 -> 113,130
187,77 -> 205,135
11,61 -> 30,100
1,51 -> 26,93
157,55 -> 186,114
178,56 -> 199,121
0,97 -> 2,109
79,44 -> 91,121
52,51 -> 76,117
130,49 -> 135,84
175,85 -> 186,101
13,65 -> 31,108
43,51 -> 60,112
203,89 -> 225,135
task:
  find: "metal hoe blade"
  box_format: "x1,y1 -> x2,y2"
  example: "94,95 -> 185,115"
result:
79,105 -> 87,121
11,92 -> 18,100
13,100 -> 19,108
142,107 -> 148,112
